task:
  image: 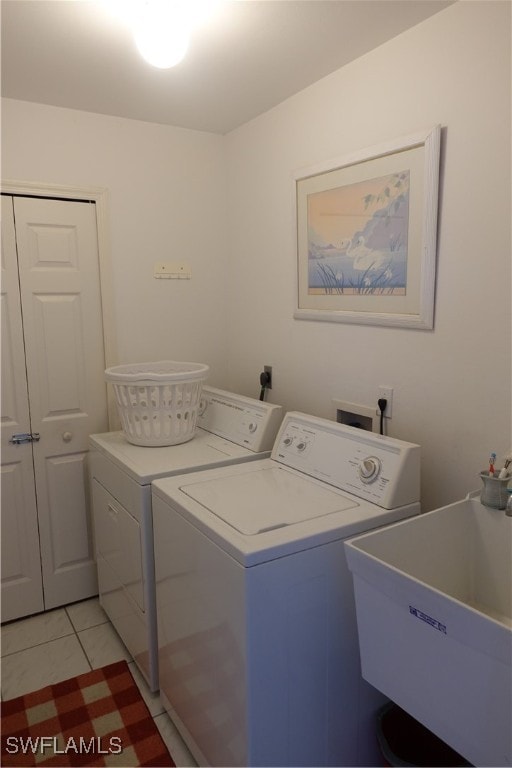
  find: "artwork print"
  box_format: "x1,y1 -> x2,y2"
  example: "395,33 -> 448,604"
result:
294,125 -> 441,328
307,171 -> 410,296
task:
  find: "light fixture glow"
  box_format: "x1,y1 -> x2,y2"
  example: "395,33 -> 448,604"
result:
100,0 -> 221,69
100,0 -> 144,27
181,0 -> 220,27
134,2 -> 192,68
134,18 -> 190,68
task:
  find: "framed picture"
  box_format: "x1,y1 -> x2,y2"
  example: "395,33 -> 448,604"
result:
293,125 -> 441,329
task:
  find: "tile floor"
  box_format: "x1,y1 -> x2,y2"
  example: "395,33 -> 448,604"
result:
1,597 -> 197,767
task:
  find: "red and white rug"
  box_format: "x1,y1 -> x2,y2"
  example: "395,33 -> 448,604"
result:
1,660 -> 175,767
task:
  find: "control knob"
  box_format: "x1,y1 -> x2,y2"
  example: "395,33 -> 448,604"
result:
358,456 -> 381,483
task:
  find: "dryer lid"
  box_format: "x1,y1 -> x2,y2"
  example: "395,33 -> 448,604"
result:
180,466 -> 358,535
89,429 -> 253,483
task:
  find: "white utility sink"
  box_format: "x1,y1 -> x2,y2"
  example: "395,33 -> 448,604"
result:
345,495 -> 512,768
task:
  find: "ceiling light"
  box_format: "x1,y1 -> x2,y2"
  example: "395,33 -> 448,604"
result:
100,0 -> 220,69
135,31 -> 190,69
134,8 -> 190,69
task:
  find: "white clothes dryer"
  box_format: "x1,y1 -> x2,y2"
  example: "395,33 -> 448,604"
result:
152,412 -> 421,767
89,387 -> 282,691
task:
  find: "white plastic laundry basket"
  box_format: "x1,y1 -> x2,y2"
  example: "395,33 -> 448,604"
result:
105,361 -> 209,446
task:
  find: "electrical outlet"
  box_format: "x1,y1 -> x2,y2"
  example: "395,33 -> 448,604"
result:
377,386 -> 393,418
264,365 -> 272,389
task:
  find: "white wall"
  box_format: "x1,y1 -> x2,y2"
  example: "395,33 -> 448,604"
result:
224,0 -> 511,510
2,1 -> 510,511
1,99 -> 230,383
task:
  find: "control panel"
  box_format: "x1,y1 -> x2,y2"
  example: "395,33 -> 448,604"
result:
197,387 -> 283,453
272,412 -> 420,509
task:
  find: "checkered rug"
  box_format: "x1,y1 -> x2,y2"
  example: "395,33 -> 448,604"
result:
0,660 -> 175,767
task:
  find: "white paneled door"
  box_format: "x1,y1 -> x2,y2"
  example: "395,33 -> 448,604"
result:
1,196 -> 44,619
1,195 -> 108,622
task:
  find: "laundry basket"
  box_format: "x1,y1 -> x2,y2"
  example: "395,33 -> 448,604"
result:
105,361 -> 209,446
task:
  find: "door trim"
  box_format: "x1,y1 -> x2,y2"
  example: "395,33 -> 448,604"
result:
2,179 -> 118,428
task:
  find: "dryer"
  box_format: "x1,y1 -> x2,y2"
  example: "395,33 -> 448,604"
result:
89,387 -> 282,691
152,412 -> 421,767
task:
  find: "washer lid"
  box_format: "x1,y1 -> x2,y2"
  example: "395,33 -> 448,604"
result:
180,466 -> 358,534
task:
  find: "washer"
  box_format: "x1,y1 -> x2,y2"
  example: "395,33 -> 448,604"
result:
89,386 -> 282,691
152,412 -> 421,767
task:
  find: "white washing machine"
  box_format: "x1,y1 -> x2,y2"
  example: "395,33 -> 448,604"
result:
89,386 -> 282,692
152,412 -> 421,767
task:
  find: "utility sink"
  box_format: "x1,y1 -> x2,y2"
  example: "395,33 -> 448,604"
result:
345,495 -> 512,768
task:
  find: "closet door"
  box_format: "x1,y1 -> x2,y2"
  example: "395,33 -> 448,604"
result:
13,196 -> 108,610
1,197 -> 44,621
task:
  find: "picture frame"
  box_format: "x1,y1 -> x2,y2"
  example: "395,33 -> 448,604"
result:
293,125 -> 441,329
